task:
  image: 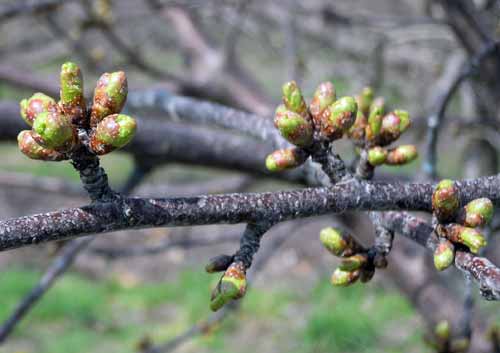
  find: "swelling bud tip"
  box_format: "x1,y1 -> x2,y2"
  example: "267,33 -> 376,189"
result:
282,81 -> 308,117
385,145 -> 417,165
265,148 -> 307,172
310,81 -> 336,125
60,62 -> 86,126
90,114 -> 137,155
20,93 -> 58,126
433,239 -> 455,271
32,110 -> 75,152
331,268 -> 360,287
210,262 -> 247,311
274,105 -> 313,147
367,146 -> 387,166
91,71 -> 128,126
17,130 -> 65,161
462,198 -> 494,228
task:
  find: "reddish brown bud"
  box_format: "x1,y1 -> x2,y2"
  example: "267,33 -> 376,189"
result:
17,130 -> 65,161
310,82 -> 336,128
274,105 -> 313,147
385,145 -> 418,165
432,179 -> 460,222
89,114 -> 137,155
265,148 -> 308,172
20,93 -> 58,126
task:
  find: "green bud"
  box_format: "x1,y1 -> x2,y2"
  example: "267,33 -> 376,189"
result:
60,62 -> 86,126
265,148 -> 308,172
444,224 -> 487,254
90,71 -> 128,127
17,130 -> 65,161
89,114 -> 137,155
310,82 -> 336,125
319,227 -> 362,257
394,109 -> 410,133
321,96 -> 357,140
432,179 -> 460,222
367,146 -> 387,166
434,320 -> 450,341
366,97 -> 384,141
210,262 -> 246,311
385,145 -> 418,165
462,198 -> 494,227
20,93 -> 58,126
339,254 -> 367,271
282,81 -> 308,117
331,268 -> 360,287
357,86 -> 374,116
32,110 -> 76,152
433,239 -> 455,271
205,254 -> 234,273
274,105 -> 313,147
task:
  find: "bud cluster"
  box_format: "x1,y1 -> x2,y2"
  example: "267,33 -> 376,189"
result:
319,227 -> 375,286
431,179 -> 493,271
18,62 -> 136,161
266,81 -> 358,172
349,86 -> 417,169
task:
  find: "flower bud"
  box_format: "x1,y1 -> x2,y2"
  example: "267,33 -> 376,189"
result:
379,112 -> 401,145
20,93 -> 58,126
384,145 -> 417,166
205,254 -> 234,273
210,262 -> 246,311
434,320 -> 450,341
432,179 -> 459,222
461,198 -> 494,228
32,110 -> 76,152
282,81 -> 308,117
60,62 -> 86,126
17,130 -> 65,161
444,224 -> 487,254
331,268 -> 360,287
310,81 -> 336,126
365,97 -> 384,141
89,114 -> 137,155
319,227 -> 362,257
367,146 -> 387,166
265,148 -> 308,172
320,96 -> 357,140
394,109 -> 410,133
433,239 -> 455,271
339,254 -> 367,271
347,110 -> 367,143
274,105 -> 313,147
357,86 -> 374,116
90,71 -> 128,127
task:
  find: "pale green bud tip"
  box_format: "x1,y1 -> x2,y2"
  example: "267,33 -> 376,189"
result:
97,114 -> 137,148
459,227 -> 487,254
265,148 -> 306,172
367,147 -> 387,166
339,254 -> 367,271
433,241 -> 454,271
319,227 -> 346,256
435,320 -> 450,340
331,268 -> 359,287
464,198 -> 494,227
358,86 -> 374,114
32,111 -> 74,150
274,109 -> 313,147
394,109 -> 410,133
60,62 -> 83,104
282,80 -> 306,114
310,82 -> 336,118
210,263 -> 246,311
328,96 -> 357,131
